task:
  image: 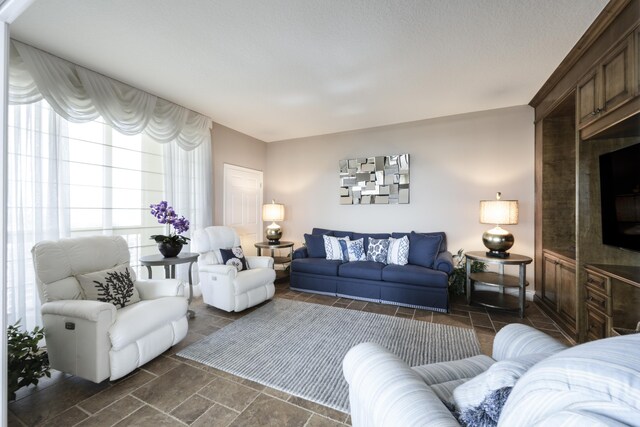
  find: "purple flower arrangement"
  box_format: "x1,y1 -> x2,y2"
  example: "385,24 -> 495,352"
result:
149,201 -> 191,245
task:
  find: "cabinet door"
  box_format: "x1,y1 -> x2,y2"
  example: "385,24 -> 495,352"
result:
601,35 -> 634,114
558,261 -> 577,325
577,70 -> 599,126
542,254 -> 558,305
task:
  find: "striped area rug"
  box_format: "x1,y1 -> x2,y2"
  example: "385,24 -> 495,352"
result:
178,298 -> 480,413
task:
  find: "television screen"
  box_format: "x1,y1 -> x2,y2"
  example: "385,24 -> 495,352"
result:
600,143 -> 640,252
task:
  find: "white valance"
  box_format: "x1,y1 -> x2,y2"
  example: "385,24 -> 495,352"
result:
9,40 -> 211,150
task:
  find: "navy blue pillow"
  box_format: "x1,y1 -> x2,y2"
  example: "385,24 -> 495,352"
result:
408,232 -> 443,269
304,233 -> 326,258
219,247 -> 249,271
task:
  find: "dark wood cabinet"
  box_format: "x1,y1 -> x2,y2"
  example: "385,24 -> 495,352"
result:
577,33 -> 636,128
532,0 -> 640,343
539,250 -> 577,340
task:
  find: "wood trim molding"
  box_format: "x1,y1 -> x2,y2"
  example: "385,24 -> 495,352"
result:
530,0 -> 632,107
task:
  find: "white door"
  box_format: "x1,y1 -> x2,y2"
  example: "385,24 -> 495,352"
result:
223,164 -> 263,255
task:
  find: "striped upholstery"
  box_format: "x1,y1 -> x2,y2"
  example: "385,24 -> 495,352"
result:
343,325 -> 640,427
453,352 -> 550,411
499,334 -> 640,426
411,355 -> 494,385
492,323 -> 567,361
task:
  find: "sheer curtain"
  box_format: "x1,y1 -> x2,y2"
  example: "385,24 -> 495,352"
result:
7,40 -> 213,329
7,101 -> 70,330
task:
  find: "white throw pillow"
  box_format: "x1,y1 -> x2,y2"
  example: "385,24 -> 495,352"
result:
453,353 -> 550,412
387,236 -> 410,265
340,238 -> 367,262
76,265 -> 141,309
323,235 -> 350,261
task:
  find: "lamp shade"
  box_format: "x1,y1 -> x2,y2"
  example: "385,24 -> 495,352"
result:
479,194 -> 518,225
262,201 -> 285,222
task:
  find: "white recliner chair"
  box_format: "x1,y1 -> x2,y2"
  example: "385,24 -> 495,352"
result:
193,226 -> 276,312
31,235 -> 188,383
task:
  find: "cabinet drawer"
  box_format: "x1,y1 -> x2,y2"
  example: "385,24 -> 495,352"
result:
586,308 -> 609,341
585,272 -> 610,295
585,285 -> 611,316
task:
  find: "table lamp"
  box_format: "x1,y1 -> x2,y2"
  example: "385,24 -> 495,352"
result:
262,200 -> 285,244
479,192 -> 519,258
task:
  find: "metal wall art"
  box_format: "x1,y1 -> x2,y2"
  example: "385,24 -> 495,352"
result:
339,154 -> 410,205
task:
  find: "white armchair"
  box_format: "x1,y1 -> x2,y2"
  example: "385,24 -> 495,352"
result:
193,226 -> 275,312
31,235 -> 188,383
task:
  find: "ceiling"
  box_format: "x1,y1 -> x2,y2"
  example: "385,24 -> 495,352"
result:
11,0 -> 608,142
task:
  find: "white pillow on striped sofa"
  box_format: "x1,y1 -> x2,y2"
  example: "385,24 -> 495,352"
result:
453,353 -> 550,412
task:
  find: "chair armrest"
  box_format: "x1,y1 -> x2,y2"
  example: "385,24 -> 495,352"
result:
435,251 -> 454,274
246,256 -> 274,269
41,300 -> 116,323
343,342 -> 460,427
293,247 -> 308,259
493,324 -> 568,361
199,264 -> 238,277
136,279 -> 185,300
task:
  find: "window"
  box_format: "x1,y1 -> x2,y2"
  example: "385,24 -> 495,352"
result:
6,100 -> 170,329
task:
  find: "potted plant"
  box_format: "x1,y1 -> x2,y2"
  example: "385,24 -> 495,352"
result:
149,201 -> 190,257
7,321 -> 50,401
448,249 -> 487,296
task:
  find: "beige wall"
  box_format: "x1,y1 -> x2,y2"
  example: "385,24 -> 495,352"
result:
265,105 -> 536,283
211,122 -> 268,225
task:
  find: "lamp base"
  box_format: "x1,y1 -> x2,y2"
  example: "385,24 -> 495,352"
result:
266,223 -> 282,244
485,250 -> 510,258
482,226 -> 514,259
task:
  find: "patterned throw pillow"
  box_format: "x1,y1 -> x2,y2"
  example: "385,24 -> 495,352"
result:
367,237 -> 390,263
387,236 -> 410,265
323,235 -> 350,261
76,265 -> 141,309
219,247 -> 249,272
339,238 -> 367,262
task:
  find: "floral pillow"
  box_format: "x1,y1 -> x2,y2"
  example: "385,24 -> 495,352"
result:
219,246 -> 249,272
76,265 -> 141,309
367,237 -> 390,263
339,238 -> 367,262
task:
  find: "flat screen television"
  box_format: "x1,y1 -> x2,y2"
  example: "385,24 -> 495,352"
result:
599,142 -> 640,252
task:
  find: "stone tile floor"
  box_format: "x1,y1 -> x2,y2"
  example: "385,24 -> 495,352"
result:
9,282 -> 572,426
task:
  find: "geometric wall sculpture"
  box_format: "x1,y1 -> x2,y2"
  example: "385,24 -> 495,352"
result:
339,154 -> 410,204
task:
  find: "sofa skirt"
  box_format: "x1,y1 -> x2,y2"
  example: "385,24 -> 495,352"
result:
290,271 -> 449,313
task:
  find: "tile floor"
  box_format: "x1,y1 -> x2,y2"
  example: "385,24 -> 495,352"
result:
9,282 -> 572,426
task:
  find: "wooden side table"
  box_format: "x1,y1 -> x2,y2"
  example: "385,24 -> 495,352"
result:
465,251 -> 532,318
139,252 -> 199,318
255,241 -> 294,281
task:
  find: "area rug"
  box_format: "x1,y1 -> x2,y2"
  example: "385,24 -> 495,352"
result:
178,299 -> 480,413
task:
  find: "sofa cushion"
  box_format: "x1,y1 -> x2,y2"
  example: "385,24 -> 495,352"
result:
408,232 -> 443,269
367,237 -> 390,263
352,232 -> 391,251
392,231 -> 447,252
339,238 -> 367,261
332,230 -> 354,239
387,236 -> 409,265
219,247 -> 249,271
110,296 -> 187,351
382,263 -> 447,287
312,227 -> 333,236
304,233 -> 326,258
339,261 -> 385,281
76,265 -> 141,309
324,235 -> 350,261
292,258 -> 342,276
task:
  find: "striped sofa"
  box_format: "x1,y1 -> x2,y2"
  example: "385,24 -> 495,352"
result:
343,324 -> 640,426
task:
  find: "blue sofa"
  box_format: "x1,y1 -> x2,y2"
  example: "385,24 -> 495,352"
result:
290,228 -> 454,312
